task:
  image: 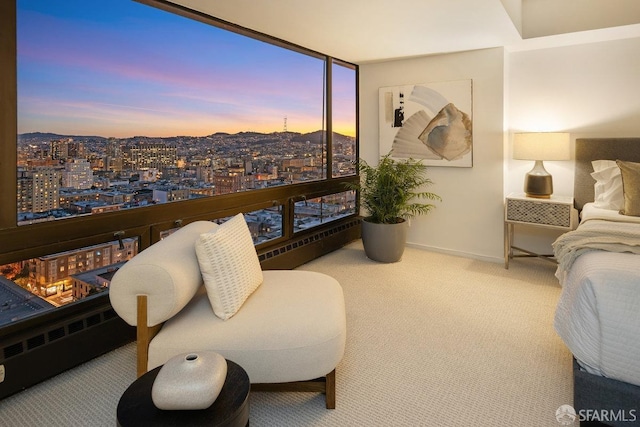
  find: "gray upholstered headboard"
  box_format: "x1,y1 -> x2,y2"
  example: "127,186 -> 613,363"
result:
574,138 -> 640,211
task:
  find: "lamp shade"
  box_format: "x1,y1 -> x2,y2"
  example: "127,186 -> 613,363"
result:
513,132 -> 571,161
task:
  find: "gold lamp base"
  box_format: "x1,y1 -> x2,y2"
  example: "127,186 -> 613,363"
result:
524,160 -> 553,199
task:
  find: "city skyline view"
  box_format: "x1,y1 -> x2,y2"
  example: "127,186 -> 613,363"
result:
5,0 -> 357,326
17,0 -> 357,138
9,124 -> 356,324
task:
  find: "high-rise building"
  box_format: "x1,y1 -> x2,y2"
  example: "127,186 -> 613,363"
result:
17,167 -> 33,213
105,138 -> 123,171
31,167 -> 61,213
123,143 -> 177,171
67,140 -> 85,159
63,159 -> 93,189
50,138 -> 84,160
50,139 -> 70,160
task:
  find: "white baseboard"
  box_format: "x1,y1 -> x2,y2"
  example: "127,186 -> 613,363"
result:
405,241 -> 503,264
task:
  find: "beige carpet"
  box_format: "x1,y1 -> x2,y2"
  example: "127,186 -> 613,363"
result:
0,241 -> 573,426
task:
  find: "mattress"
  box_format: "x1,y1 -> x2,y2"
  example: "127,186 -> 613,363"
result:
553,204 -> 640,387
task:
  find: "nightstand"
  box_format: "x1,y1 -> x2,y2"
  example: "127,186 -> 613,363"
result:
504,193 -> 578,269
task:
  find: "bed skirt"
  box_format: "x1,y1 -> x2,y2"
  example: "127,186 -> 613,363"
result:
573,358 -> 640,426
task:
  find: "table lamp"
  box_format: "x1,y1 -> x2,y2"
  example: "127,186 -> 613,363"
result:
513,132 -> 570,199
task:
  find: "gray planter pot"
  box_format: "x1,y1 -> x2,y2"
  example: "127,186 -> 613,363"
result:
361,218 -> 408,263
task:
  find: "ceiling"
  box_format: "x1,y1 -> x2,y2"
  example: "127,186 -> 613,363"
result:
168,0 -> 640,64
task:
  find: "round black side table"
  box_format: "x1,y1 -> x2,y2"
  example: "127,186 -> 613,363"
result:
117,359 -> 250,427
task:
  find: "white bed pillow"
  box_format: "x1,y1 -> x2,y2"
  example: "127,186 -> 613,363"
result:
195,213 -> 263,320
590,161 -> 624,211
591,159 -> 618,172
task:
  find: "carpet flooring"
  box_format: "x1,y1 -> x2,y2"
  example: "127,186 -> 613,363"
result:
0,241 -> 573,426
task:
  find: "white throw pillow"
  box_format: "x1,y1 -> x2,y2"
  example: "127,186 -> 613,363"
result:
591,163 -> 624,211
195,213 -> 263,320
591,159 -> 618,173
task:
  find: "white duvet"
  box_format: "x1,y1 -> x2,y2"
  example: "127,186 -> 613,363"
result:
553,204 -> 640,387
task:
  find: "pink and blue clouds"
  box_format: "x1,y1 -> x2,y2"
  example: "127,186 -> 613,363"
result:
17,0 -> 354,138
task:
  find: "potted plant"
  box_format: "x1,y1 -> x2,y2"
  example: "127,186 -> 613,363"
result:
345,151 -> 441,262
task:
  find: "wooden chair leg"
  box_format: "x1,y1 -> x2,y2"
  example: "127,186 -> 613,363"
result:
325,369 -> 336,409
251,369 -> 337,409
136,295 -> 162,378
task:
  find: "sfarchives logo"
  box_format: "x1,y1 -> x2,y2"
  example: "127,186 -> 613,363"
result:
556,405 -> 577,425
556,404 -> 638,425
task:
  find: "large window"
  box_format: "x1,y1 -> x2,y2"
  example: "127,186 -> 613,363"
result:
332,61 -> 357,177
294,191 -> 357,232
15,0 -> 347,224
0,1 -> 358,332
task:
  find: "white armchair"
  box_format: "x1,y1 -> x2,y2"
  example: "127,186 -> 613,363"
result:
109,217 -> 346,408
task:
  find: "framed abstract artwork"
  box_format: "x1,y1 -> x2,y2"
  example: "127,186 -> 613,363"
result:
379,79 -> 473,167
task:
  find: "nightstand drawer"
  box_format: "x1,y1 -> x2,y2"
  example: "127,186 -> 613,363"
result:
506,198 -> 572,227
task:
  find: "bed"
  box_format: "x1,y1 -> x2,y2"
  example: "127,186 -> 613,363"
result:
552,138 -> 640,426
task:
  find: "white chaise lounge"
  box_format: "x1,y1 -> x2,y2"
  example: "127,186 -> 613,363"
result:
109,217 -> 346,408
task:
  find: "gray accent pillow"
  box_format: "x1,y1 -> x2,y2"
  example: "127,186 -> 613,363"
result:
616,160 -> 640,216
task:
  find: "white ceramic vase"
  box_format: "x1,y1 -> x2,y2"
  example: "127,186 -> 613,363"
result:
151,351 -> 227,410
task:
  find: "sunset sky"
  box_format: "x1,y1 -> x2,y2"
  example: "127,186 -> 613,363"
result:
17,0 -> 356,138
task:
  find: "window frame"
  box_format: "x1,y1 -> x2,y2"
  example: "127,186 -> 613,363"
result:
0,0 -> 359,304
0,1 -> 360,400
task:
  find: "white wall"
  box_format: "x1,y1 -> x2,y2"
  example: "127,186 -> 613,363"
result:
359,48 -> 506,261
359,36 -> 640,262
507,36 -> 640,252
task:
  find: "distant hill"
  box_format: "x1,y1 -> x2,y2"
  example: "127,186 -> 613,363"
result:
292,130 -> 354,144
18,130 -> 353,144
18,132 -> 107,145
19,132 -> 65,140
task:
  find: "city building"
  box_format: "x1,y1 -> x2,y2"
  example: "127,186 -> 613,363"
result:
63,159 -> 93,189
214,173 -> 256,195
123,143 -> 177,170
30,238 -> 137,298
151,186 -> 189,203
105,138 -> 123,172
51,138 -> 84,160
31,167 -> 61,213
69,262 -> 125,300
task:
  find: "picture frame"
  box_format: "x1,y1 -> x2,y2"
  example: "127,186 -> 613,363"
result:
379,79 -> 473,167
